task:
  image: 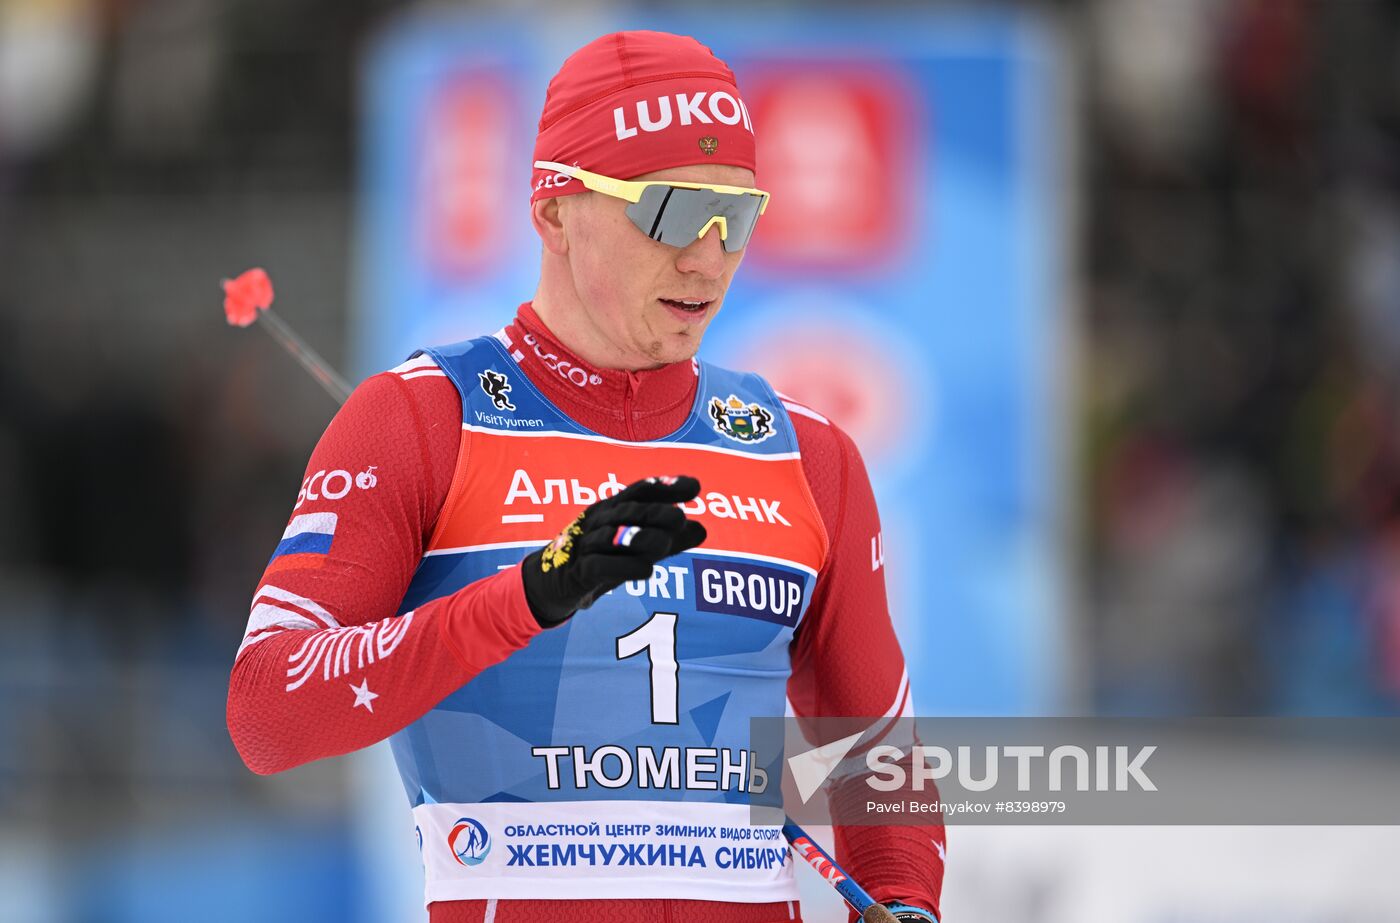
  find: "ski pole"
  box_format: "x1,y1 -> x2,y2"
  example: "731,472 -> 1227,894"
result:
783,819 -> 899,923
221,267 -> 352,404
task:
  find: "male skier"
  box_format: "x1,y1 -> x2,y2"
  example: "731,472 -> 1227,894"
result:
227,30 -> 945,922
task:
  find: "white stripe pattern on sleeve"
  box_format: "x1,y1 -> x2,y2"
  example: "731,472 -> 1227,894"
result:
283,611 -> 415,691
236,585 -> 344,657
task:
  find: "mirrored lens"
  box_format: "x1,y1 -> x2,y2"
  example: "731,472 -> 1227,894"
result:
626,185 -> 764,252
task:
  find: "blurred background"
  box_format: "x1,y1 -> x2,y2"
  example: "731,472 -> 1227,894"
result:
2,0 -> 1400,920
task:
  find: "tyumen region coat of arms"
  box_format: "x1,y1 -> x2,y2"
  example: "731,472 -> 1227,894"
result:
708,395 -> 776,444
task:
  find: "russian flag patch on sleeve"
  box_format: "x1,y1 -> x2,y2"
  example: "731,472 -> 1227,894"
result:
271,512 -> 338,561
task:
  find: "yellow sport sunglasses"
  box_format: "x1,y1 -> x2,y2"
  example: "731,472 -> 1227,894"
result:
534,160 -> 770,253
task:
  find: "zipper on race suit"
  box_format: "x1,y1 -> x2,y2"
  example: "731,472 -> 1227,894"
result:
623,371 -> 640,441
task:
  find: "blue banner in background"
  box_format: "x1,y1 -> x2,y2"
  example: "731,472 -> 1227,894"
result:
355,10 -> 1068,717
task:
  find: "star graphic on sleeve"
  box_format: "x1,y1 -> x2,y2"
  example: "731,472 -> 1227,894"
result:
350,678 -> 379,713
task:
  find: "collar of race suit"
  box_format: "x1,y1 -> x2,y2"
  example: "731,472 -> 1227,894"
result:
502,301 -> 701,442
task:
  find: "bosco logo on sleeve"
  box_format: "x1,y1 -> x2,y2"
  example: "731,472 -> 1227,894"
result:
295,466 -> 379,508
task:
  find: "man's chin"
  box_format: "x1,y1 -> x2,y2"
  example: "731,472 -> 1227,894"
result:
667,324 -> 713,361
638,319 -> 712,365
637,337 -> 700,367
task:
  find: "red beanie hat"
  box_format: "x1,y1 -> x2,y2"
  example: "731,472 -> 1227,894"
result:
530,30 -> 757,202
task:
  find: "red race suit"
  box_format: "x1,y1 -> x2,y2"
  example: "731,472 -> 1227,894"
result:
226,303 -> 945,921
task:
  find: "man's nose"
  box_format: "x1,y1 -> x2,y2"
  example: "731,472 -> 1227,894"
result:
674,224 -> 728,278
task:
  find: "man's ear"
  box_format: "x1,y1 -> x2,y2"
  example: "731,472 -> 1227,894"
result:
531,197 -> 569,255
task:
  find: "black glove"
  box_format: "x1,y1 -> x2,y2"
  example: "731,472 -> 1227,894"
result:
521,475 -> 707,626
